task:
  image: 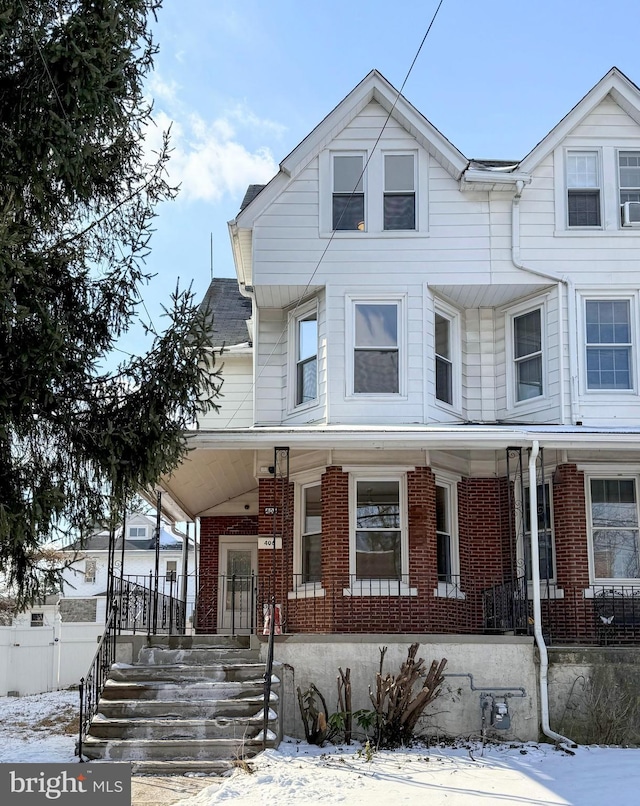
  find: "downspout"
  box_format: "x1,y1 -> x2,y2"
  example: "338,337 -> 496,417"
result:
512,183 -> 578,425
529,441 -> 574,746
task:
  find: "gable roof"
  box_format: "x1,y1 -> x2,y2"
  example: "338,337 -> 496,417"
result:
519,67 -> 640,173
199,277 -> 252,349
233,69 -> 468,227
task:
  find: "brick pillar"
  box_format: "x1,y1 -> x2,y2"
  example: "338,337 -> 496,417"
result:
552,463 -> 593,641
458,477 -> 506,631
320,466 -> 349,632
407,467 -> 436,631
258,477 -> 294,633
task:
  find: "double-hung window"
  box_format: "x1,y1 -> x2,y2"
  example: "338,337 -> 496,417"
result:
523,483 -> 554,582
333,154 -> 365,231
84,559 -> 96,583
301,484 -> 322,584
619,151 -> 640,226
383,154 -> 415,230
435,313 -> 453,405
353,302 -> 399,394
295,311 -> 318,406
513,309 -> 543,402
589,478 -> 640,580
354,479 -> 403,580
567,151 -> 601,227
585,299 -> 632,390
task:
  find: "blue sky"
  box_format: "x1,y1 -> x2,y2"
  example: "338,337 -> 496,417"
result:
127,0 -> 640,352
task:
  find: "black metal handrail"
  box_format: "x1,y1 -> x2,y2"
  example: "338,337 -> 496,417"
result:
77,602 -> 118,761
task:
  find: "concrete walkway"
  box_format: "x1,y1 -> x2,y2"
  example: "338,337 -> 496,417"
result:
131,775 -> 222,805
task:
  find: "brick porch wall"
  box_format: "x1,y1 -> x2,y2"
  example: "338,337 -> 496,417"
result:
197,515 -> 259,632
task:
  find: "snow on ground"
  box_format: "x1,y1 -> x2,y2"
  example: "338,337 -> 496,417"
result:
2,691 -> 640,805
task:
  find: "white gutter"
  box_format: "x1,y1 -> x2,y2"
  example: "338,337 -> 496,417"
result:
512,182 -> 578,425
528,440 -> 574,747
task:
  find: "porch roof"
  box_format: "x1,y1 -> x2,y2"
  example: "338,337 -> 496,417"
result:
157,423 -> 640,522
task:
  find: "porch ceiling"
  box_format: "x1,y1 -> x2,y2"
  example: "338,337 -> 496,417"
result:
159,448 -> 256,521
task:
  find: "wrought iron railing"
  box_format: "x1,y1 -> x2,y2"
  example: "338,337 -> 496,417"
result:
77,602 -> 118,761
482,576 -> 529,634
115,574 -> 186,635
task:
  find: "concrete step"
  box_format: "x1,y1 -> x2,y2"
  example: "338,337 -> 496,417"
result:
97,696 -> 271,720
82,735 -> 277,762
101,678 -> 279,701
130,759 -> 233,775
143,636 -> 250,650
88,712 -> 277,740
137,647 -> 260,665
110,662 -> 268,683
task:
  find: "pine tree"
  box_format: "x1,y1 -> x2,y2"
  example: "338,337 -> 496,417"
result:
0,0 -> 220,605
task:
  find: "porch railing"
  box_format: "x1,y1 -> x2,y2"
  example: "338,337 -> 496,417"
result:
481,576 -> 529,634
115,574 -> 186,635
77,602 -> 118,761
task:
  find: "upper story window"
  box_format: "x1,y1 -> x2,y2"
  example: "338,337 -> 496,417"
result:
296,312 -> 318,406
129,526 -> 147,539
301,483 -> 322,584
165,560 -> 177,583
354,478 -> 403,580
513,308 -> 543,402
333,154 -> 365,231
354,302 -> 399,394
619,151 -> 640,226
383,154 -> 415,230
435,313 -> 453,405
589,477 -> 640,580
585,299 -> 632,390
30,612 -> 44,627
567,151 -> 601,228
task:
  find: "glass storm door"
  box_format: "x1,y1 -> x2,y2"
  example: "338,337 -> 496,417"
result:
219,543 -> 257,633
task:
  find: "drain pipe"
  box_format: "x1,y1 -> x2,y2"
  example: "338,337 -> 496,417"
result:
529,440 -> 574,747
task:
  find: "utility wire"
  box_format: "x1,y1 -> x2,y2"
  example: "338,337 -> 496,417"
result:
224,0 -> 446,426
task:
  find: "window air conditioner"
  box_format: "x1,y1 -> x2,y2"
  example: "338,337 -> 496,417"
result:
621,201 -> 640,227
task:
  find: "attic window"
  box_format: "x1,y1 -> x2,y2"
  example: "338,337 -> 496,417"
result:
333,154 -> 365,230
129,526 -> 147,539
567,152 -> 601,227
383,154 -> 415,230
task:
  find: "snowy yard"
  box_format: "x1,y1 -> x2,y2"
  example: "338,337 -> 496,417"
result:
1,690 -> 640,805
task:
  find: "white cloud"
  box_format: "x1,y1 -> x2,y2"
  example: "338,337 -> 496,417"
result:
144,78 -> 281,203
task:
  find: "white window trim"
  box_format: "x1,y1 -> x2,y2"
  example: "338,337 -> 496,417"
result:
578,290 -> 639,397
128,526 -> 148,539
382,149 -> 418,232
554,144 -> 640,234
291,472 -> 325,598
617,148 -> 640,228
346,471 -> 415,596
287,298 -> 320,414
433,470 -> 464,599
433,298 -> 461,414
585,471 -> 640,585
84,559 -> 96,583
345,293 -> 407,399
564,147 -> 603,230
505,298 -> 548,411
319,146 -> 428,237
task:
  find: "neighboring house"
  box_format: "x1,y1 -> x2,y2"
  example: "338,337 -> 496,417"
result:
159,66 -> 640,648
24,514 -> 192,628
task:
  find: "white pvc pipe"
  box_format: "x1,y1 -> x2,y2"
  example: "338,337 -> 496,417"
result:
528,440 -> 574,746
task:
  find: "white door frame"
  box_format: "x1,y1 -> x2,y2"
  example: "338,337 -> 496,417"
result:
217,535 -> 258,634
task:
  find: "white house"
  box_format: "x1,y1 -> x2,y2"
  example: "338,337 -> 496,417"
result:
153,67 -> 640,740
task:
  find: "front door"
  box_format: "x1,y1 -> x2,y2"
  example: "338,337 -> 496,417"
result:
218,541 -> 258,634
